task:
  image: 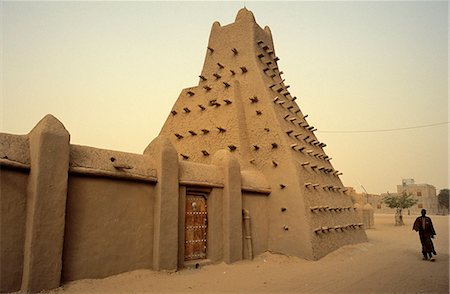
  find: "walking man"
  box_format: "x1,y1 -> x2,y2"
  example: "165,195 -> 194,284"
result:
412,209 -> 437,261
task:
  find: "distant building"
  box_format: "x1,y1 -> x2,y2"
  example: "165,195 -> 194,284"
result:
396,179 -> 442,215
350,179 -> 446,215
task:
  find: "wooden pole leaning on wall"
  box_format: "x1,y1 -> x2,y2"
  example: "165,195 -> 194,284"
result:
21,115 -> 70,293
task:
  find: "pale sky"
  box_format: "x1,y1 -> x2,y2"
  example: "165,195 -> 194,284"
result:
1,1 -> 448,194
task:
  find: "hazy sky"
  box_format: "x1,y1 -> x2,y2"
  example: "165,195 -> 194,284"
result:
1,1 -> 448,194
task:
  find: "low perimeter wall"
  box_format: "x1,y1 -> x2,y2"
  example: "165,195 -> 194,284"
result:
0,115 -> 271,293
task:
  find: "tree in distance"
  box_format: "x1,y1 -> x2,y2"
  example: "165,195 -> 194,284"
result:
382,192 -> 418,225
437,188 -> 449,213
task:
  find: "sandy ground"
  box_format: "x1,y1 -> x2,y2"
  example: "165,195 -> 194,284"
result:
48,214 -> 449,294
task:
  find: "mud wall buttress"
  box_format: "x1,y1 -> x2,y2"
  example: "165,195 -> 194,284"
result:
21,115 -> 70,293
212,150 -> 243,263
145,137 -> 180,270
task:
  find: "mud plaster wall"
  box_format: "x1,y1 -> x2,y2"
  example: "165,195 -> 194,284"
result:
62,175 -> 156,282
1,118 -> 272,293
242,192 -> 269,258
0,168 -> 28,292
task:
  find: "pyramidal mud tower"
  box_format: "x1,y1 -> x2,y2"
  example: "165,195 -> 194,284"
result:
0,8 -> 367,293
159,8 -> 367,260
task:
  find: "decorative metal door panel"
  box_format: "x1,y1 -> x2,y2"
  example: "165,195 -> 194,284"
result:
185,194 -> 207,261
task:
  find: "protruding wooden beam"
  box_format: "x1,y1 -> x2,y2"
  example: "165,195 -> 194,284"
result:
280,184 -> 286,189
203,85 -> 211,91
240,66 -> 248,73
224,99 -> 232,104
213,73 -> 222,79
202,150 -> 210,156
228,145 -> 237,151
217,127 -> 226,133
217,62 -> 224,68
272,160 -> 278,167
301,162 -> 310,166
171,110 -> 177,115
256,110 -> 262,115
207,46 -> 214,53
223,82 -> 231,88
232,48 -> 238,55
253,145 -> 260,150
187,91 -> 195,96
199,75 -> 207,81
271,143 -> 278,149
175,133 -> 183,139
201,129 -> 209,134
181,154 -> 189,160
198,104 -> 206,111
249,96 -> 259,103
188,130 -> 197,136
183,107 -> 191,113
230,69 -> 235,75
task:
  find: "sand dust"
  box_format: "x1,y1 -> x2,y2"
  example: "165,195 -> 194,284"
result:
47,214 -> 449,293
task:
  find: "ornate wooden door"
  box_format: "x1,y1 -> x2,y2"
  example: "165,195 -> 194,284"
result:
184,194 -> 208,261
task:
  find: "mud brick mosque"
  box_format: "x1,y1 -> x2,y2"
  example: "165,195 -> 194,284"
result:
0,8 -> 367,293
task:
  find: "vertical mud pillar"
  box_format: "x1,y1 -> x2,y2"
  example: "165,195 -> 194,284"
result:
212,150 -> 243,263
21,115 -> 70,292
144,137 -> 179,270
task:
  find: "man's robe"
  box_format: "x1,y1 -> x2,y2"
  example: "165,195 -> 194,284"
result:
413,216 -> 436,255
